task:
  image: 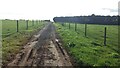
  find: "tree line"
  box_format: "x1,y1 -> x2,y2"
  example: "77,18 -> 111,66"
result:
53,14 -> 119,25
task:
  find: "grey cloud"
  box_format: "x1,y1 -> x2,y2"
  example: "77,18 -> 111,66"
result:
102,8 -> 118,12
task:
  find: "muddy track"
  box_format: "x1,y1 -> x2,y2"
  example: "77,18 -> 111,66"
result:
8,22 -> 72,66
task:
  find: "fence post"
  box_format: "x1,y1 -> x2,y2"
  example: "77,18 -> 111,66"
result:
32,20 -> 34,26
104,27 -> 107,46
85,23 -> 87,37
69,23 -> 70,29
26,20 -> 28,30
37,20 -> 38,24
39,20 -> 40,24
62,22 -> 64,26
16,20 -> 19,32
75,22 -> 77,31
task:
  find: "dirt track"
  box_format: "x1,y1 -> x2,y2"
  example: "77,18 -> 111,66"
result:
8,22 -> 72,66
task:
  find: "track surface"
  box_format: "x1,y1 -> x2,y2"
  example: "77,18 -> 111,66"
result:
8,22 -> 72,66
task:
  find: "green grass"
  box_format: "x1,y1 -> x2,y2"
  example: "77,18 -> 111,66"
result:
2,19 -> 45,64
54,23 -> 120,66
0,20 -> 2,64
2,20 -> 43,38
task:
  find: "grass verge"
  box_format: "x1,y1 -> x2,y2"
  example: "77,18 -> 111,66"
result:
2,22 -> 45,65
54,23 -> 120,66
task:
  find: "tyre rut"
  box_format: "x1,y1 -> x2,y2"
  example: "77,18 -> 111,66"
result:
8,22 -> 72,66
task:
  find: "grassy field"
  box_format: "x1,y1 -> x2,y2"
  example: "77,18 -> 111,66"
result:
2,19 -> 45,64
54,22 -> 119,66
2,20 -> 42,38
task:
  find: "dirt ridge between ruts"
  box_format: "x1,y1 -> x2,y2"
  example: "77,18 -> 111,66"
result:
7,22 -> 73,66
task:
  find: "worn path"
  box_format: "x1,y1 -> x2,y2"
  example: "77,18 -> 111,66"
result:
8,22 -> 72,66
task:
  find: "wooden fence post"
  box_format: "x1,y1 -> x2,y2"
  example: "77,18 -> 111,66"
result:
26,20 -> 28,30
69,23 -> 70,29
104,27 -> 107,46
61,23 -> 64,26
37,20 -> 38,25
75,22 -> 77,31
16,20 -> 19,32
85,24 -> 87,37
32,20 -> 34,26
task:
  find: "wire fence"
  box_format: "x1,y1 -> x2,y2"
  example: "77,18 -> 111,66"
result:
60,22 -> 118,47
2,19 -> 44,38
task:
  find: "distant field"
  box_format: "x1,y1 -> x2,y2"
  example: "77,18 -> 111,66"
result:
2,20 -> 42,38
2,19 -> 45,64
54,22 -> 119,66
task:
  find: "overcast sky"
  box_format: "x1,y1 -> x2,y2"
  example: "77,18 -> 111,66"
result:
0,0 -> 119,20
